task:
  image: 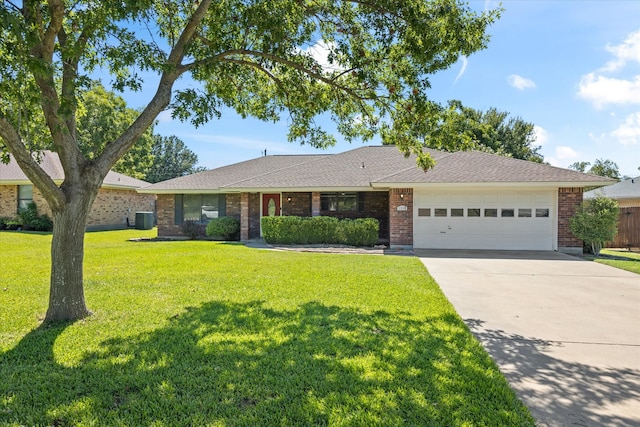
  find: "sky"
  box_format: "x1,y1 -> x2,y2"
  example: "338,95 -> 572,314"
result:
124,0 -> 640,178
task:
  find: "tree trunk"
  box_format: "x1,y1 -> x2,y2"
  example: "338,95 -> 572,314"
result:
44,189 -> 96,322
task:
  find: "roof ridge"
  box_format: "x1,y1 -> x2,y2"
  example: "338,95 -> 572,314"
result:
220,153 -> 331,188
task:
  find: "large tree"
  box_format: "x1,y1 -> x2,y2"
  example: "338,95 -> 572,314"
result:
0,0 -> 500,322
410,100 -> 543,162
77,83 -> 155,180
146,135 -> 206,183
569,159 -> 621,180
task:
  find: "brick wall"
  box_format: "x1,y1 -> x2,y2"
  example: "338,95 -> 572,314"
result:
389,188 -> 413,247
248,193 -> 260,239
558,187 -> 583,253
88,188 -> 155,229
240,192 -> 250,241
282,192 -> 312,217
1,184 -> 154,230
157,194 -> 181,236
0,186 -> 17,218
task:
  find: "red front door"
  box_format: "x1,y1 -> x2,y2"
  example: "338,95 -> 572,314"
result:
262,194 -> 281,217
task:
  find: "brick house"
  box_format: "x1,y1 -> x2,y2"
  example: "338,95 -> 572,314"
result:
139,146 -> 612,254
0,151 -> 156,230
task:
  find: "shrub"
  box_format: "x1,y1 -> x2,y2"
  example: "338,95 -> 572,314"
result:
261,216 -> 379,246
205,216 -> 240,240
569,196 -> 619,256
16,202 -> 53,232
182,219 -> 205,240
0,217 -> 10,230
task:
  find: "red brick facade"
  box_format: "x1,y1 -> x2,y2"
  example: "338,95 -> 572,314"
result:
282,192 -> 312,217
389,188 -> 413,247
1,184 -> 155,229
558,187 -> 584,252
157,194 -> 180,236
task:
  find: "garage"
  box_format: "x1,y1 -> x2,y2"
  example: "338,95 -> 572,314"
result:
413,188 -> 555,250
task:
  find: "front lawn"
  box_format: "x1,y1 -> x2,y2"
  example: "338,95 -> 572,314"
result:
594,249 -> 640,274
0,230 -> 533,426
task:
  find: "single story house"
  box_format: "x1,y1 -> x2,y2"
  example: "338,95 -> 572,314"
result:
0,151 -> 156,230
585,176 -> 640,248
139,145 -> 611,254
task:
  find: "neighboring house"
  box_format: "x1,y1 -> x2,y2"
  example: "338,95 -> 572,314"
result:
585,176 -> 640,248
139,145 -> 612,254
0,151 -> 156,230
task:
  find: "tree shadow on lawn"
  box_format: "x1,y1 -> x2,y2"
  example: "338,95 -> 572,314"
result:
465,319 -> 640,427
1,302 -> 533,426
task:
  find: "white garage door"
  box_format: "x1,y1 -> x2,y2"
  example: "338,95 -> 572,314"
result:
414,189 -> 555,250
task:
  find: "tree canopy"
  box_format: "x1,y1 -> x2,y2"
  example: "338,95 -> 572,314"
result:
146,135 -> 205,183
0,0 -> 501,321
569,159 -> 621,181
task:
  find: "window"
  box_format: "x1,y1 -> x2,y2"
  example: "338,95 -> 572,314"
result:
175,194 -> 226,224
451,208 -> 464,217
434,208 -> 447,217
501,208 -> 515,217
536,208 -> 550,218
418,208 -> 431,217
18,185 -> 33,210
320,193 -> 358,212
467,208 -> 481,217
518,208 -> 532,218
484,208 -> 498,217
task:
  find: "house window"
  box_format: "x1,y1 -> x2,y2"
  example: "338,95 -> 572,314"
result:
451,208 -> 464,217
536,208 -> 550,218
467,208 -> 481,217
418,208 -> 431,217
501,208 -> 515,217
484,208 -> 498,217
320,193 -> 359,213
175,194 -> 226,224
518,208 -> 532,218
18,185 -> 33,210
434,208 -> 447,217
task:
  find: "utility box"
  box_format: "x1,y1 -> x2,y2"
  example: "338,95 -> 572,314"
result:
135,212 -> 154,230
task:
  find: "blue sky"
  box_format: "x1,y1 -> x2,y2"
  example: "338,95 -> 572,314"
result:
125,0 -> 640,177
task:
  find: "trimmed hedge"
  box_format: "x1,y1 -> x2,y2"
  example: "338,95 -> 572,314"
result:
206,216 -> 240,240
261,216 -> 379,246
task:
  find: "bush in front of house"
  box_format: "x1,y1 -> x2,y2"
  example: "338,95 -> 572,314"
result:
261,216 -> 379,246
205,216 -> 240,240
16,202 -> 53,231
182,219 -> 206,240
570,195 -> 619,256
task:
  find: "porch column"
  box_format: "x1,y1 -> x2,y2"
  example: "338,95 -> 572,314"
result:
240,192 -> 250,241
311,192 -> 321,217
558,187 -> 583,254
389,188 -> 413,248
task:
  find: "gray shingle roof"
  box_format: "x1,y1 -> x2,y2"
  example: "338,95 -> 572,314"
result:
0,151 -> 150,189
584,176 -> 640,200
139,145 -> 613,193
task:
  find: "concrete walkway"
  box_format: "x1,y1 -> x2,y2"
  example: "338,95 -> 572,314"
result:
417,250 -> 640,427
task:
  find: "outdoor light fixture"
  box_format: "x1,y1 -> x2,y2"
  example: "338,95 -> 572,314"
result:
287,196 -> 292,203
400,193 -> 404,200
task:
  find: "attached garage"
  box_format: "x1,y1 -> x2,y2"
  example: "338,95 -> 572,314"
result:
413,188 -> 556,250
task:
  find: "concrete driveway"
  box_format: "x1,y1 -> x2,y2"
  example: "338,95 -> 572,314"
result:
416,250 -> 640,427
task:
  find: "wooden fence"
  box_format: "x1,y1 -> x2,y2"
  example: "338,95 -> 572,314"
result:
606,206 -> 640,249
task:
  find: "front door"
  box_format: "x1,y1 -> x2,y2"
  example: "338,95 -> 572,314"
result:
262,193 -> 281,217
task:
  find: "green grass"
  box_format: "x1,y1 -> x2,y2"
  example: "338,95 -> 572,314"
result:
0,229 -> 534,426
594,249 -> 640,274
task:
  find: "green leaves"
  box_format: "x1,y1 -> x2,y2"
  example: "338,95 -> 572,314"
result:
570,196 -> 620,255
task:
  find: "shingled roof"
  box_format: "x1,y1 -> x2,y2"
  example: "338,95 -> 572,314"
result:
0,151 -> 150,189
584,176 -> 640,200
139,145 -> 613,193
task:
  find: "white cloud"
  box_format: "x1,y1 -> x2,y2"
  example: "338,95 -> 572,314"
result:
602,29 -> 640,72
299,40 -> 346,73
555,145 -> 579,160
533,125 -> 548,145
507,74 -> 536,90
157,109 -> 174,123
577,73 -> 640,108
611,112 -> 640,145
453,56 -> 468,84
